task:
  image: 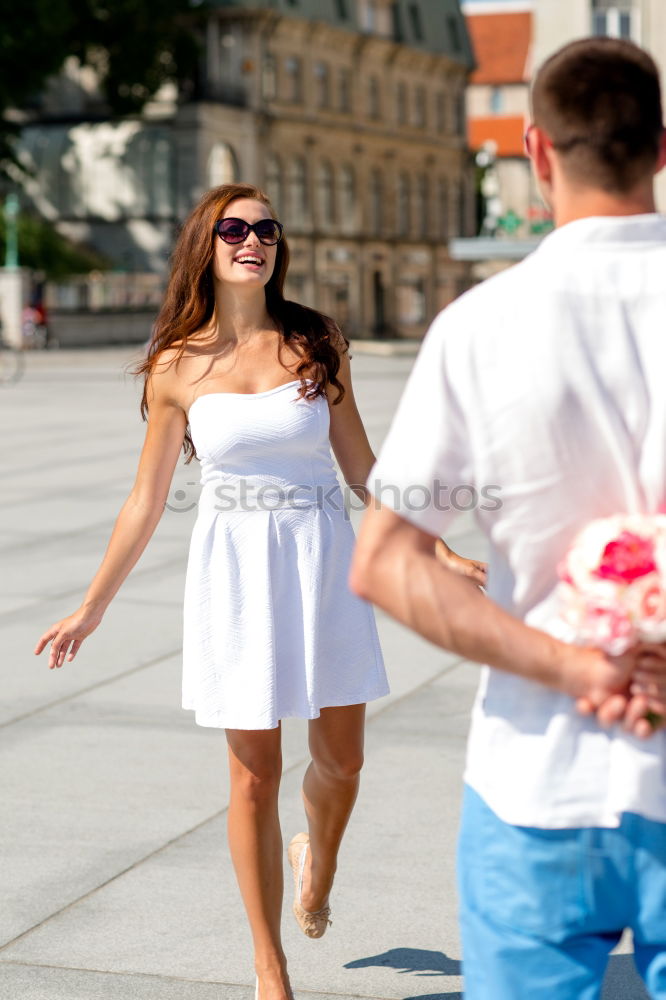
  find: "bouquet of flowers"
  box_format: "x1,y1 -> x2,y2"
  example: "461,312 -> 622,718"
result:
557,514 -> 666,655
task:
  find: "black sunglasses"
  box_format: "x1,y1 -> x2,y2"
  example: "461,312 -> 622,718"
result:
215,217 -> 284,246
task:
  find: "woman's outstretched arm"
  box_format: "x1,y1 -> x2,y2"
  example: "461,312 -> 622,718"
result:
34,363 -> 188,669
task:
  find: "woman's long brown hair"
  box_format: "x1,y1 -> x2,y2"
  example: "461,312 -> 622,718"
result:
130,183 -> 349,464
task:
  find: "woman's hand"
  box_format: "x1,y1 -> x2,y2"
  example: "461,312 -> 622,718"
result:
34,605 -> 104,669
435,538 -> 488,587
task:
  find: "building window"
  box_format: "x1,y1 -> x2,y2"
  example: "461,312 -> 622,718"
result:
408,3 -> 424,41
368,76 -> 381,119
416,174 -> 429,238
262,53 -> 277,100
317,160 -> 335,228
314,61 -> 330,108
414,85 -> 427,128
288,156 -> 308,227
397,172 -> 411,237
265,153 -> 283,215
447,14 -> 462,52
435,92 -> 446,133
450,180 -> 466,238
438,177 -> 449,241
619,11 -> 633,36
591,2 -> 636,40
359,0 -> 376,32
339,164 -> 356,232
489,87 -> 503,114
455,89 -> 466,136
127,130 -> 175,219
357,0 -> 393,35
339,68 -> 352,112
207,142 -> 238,188
369,168 -> 383,236
285,56 -> 302,103
397,280 -> 426,324
396,81 -> 407,125
285,272 -> 308,303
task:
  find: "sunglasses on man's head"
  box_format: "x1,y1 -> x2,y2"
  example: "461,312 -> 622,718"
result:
215,217 -> 284,246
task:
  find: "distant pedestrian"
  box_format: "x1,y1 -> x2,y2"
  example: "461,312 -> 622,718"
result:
34,183 -> 481,1000
352,38 -> 666,999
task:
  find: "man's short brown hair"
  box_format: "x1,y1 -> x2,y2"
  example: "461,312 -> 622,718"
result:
531,37 -> 663,193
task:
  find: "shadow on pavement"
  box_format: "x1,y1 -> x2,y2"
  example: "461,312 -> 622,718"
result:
345,948 -> 649,1000
344,947 -> 461,977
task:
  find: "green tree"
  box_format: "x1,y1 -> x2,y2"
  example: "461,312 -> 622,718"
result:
0,213 -> 110,279
0,0 -> 202,172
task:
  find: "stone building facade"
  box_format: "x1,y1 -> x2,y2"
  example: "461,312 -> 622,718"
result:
15,0 -> 476,340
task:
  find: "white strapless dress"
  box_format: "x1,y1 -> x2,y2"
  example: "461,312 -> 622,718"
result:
181,379 -> 389,729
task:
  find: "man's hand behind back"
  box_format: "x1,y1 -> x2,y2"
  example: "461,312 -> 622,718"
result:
576,642 -> 666,738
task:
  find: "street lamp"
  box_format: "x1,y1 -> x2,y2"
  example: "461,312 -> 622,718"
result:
4,193 -> 19,269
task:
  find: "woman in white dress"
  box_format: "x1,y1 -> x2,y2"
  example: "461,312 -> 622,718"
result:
35,184 -> 486,1000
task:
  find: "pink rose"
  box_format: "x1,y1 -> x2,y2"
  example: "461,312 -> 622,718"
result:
627,573 -> 666,643
581,603 -> 635,655
556,514 -> 666,654
596,531 -> 657,584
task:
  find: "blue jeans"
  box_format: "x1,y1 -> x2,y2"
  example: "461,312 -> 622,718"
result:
457,785 -> 666,999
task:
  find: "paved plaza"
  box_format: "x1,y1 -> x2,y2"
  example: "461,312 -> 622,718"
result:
0,346 -> 649,999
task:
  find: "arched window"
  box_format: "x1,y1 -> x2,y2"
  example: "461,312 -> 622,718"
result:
416,173 -> 429,238
288,156 -> 308,227
397,172 -> 411,237
317,160 -> 335,228
339,164 -> 356,233
265,153 -> 283,215
369,168 -> 383,237
207,142 -> 238,188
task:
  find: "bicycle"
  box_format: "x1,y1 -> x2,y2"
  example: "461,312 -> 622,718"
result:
0,339 -> 26,384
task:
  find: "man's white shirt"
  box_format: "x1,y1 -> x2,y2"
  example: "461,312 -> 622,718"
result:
368,214 -> 666,829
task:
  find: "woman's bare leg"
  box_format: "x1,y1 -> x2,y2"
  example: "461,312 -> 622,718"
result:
226,726 -> 293,1000
298,703 -> 366,912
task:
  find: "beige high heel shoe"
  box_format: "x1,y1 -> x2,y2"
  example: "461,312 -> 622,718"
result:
287,832 -> 332,939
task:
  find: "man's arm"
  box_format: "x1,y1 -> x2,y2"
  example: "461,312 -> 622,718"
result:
350,503 -> 650,712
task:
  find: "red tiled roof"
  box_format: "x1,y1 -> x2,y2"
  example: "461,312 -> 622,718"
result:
467,12 -> 532,84
468,115 -> 527,157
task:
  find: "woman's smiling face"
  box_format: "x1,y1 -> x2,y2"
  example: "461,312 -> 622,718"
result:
212,197 -> 279,290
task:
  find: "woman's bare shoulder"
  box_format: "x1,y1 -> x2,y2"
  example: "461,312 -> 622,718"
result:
146,343 -> 198,411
